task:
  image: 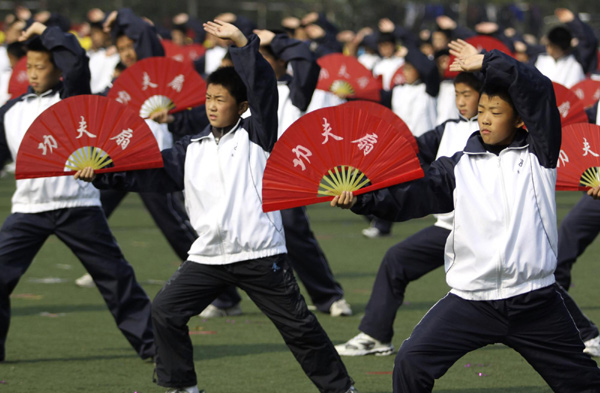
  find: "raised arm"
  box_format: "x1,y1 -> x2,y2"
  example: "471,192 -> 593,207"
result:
268,32 -> 320,111
105,8 -> 165,60
561,9 -> 599,75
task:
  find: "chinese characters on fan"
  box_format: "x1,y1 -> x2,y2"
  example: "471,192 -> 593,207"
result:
558,101 -> 571,119
76,116 -> 97,139
291,116 -> 379,171
110,128 -> 134,150
557,137 -> 600,167
38,135 -> 57,155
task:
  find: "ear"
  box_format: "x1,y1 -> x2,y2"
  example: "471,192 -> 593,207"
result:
238,101 -> 249,115
515,115 -> 524,129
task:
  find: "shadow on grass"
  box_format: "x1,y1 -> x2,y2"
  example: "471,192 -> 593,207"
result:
11,304 -> 108,316
192,343 -> 289,361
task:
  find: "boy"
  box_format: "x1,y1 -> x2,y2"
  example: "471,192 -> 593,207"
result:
76,20 -> 356,393
0,22 -> 154,362
332,40 -> 600,391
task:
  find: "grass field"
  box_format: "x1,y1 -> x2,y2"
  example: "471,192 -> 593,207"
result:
0,173 -> 598,392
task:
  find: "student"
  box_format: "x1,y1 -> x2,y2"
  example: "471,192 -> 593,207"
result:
75,8 -> 198,288
534,8 -> 597,88
76,20 -> 357,393
371,20 -> 404,91
202,30 -> 352,318
331,40 -> 600,392
0,22 -> 154,362
86,13 -> 119,94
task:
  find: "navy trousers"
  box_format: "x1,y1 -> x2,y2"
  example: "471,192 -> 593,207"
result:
152,256 -> 353,392
0,207 -> 154,361
211,207 -> 345,312
394,287 -> 600,393
359,225 -> 599,343
101,189 -> 197,261
556,194 -> 600,290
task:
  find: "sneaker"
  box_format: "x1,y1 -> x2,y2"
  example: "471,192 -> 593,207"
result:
335,332 -> 394,356
75,273 -> 95,288
165,386 -> 203,393
198,303 -> 243,318
361,227 -> 389,238
584,336 -> 600,357
345,386 -> 359,393
330,298 -> 352,317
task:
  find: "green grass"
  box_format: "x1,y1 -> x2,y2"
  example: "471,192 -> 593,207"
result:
0,174 -> 598,392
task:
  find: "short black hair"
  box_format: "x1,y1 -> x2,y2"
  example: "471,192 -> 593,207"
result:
455,72 -> 483,92
547,26 -> 572,51
25,37 -> 56,67
7,42 -> 26,60
377,32 -> 396,46
206,66 -> 247,103
480,84 -> 516,113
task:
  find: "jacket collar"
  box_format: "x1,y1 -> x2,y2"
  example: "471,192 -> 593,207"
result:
20,82 -> 63,101
191,117 -> 242,142
464,128 -> 529,155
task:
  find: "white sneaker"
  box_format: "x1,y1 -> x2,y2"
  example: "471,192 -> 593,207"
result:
330,298 -> 352,317
165,386 -> 202,393
75,273 -> 95,288
335,332 -> 394,356
361,227 -> 389,238
198,303 -> 243,318
584,336 -> 600,357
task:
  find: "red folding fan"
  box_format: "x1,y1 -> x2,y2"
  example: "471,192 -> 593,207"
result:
15,95 -> 163,179
161,39 -> 206,63
341,100 -> 418,153
262,105 -> 424,212
556,123 -> 600,191
317,54 -> 383,101
108,57 -> 206,119
8,57 -> 29,99
445,35 -> 514,79
390,64 -> 406,87
570,79 -> 600,109
553,82 -> 588,127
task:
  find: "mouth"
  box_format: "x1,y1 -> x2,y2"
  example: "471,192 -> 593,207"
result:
480,129 -> 491,135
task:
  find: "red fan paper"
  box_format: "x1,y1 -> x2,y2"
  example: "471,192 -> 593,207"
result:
8,57 -> 29,99
553,82 -> 588,127
341,100 -> 418,153
556,123 -> 600,191
570,79 -> 600,109
161,39 -> 206,63
262,106 -> 424,212
390,64 -> 406,87
317,54 -> 382,101
445,35 -> 514,79
15,95 -> 163,179
108,57 -> 206,118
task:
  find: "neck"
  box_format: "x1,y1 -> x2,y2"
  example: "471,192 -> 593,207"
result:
211,123 -> 237,142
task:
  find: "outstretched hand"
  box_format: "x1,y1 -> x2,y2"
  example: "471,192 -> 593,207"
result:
254,29 -> 275,46
448,39 -> 483,72
330,191 -> 357,209
73,167 -> 97,182
19,21 -> 47,42
203,20 -> 247,48
588,186 -> 600,200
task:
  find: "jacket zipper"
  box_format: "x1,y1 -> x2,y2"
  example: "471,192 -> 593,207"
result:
496,153 -> 511,296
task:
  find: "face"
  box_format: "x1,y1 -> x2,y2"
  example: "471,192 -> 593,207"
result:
116,35 -> 137,68
205,84 -> 248,128
545,43 -> 565,61
432,31 -> 449,51
477,93 -> 523,146
377,41 -> 395,58
402,63 -> 419,85
27,51 -> 62,94
90,28 -> 109,50
454,82 -> 479,119
171,30 -> 186,46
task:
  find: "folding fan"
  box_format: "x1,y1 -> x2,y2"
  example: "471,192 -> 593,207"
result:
8,57 -> 29,99
15,94 -> 163,180
553,82 -> 588,127
391,64 -> 406,87
445,35 -> 514,79
341,100 -> 418,153
570,79 -> 600,109
262,105 -> 424,212
556,123 -> 600,191
161,39 -> 206,63
108,57 -> 206,119
316,53 -> 383,101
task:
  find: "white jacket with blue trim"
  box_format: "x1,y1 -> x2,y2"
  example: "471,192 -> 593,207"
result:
353,50 -> 561,301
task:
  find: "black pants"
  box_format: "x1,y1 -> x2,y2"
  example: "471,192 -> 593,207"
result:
0,207 -> 154,361
101,189 -> 197,261
556,194 -> 600,290
359,225 -> 599,343
211,207 -> 345,312
394,287 -> 600,393
152,255 -> 352,392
